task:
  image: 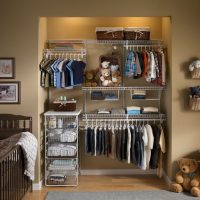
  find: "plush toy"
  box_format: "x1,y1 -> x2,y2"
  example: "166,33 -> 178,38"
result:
171,158 -> 199,196
189,60 -> 200,71
110,64 -> 119,72
101,61 -> 110,69
190,162 -> 200,197
84,68 -> 99,87
100,68 -> 112,86
111,71 -> 122,86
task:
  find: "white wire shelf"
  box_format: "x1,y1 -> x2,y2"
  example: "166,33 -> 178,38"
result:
47,39 -> 164,46
82,113 -> 166,120
82,86 -> 165,91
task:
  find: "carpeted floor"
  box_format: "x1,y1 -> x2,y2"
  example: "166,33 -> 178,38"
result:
45,190 -> 200,200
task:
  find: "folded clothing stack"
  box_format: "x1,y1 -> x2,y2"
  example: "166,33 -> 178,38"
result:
126,106 -> 141,114
98,108 -> 110,114
132,90 -> 146,99
142,107 -> 159,113
49,159 -> 76,171
91,91 -> 105,100
111,108 -> 126,114
104,92 -> 118,100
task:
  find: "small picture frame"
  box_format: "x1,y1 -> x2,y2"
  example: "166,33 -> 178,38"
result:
0,81 -> 20,104
0,57 -> 15,79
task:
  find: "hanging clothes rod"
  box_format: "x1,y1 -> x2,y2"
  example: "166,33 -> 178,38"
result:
43,48 -> 87,59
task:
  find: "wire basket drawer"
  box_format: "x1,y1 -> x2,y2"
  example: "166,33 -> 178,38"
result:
47,144 -> 77,157
46,171 -> 77,186
48,129 -> 77,143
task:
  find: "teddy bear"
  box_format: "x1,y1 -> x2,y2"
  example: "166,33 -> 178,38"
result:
100,68 -> 113,87
189,60 -> 200,71
110,64 -> 119,72
171,158 -> 199,196
84,68 -> 99,87
101,61 -> 110,69
111,71 -> 122,86
189,161 -> 200,197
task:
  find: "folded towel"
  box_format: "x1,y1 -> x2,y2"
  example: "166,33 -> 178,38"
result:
132,90 -> 146,95
98,108 -> 110,114
132,95 -> 146,99
127,110 -> 141,114
142,107 -> 159,113
127,106 -> 141,111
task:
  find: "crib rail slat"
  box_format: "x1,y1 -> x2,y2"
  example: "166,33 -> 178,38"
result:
0,146 -> 32,200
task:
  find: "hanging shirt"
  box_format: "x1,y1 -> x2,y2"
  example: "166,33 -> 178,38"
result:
159,125 -> 166,154
65,60 -> 74,87
126,125 -> 132,164
70,61 -> 86,85
145,124 -> 154,169
130,125 -> 137,165
141,125 -> 148,170
149,124 -> 161,169
125,51 -> 136,77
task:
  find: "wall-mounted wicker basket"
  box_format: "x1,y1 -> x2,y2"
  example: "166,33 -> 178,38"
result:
191,68 -> 200,79
189,95 -> 200,110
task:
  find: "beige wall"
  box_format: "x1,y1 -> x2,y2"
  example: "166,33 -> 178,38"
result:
1,0 -> 200,182
47,17 -> 162,40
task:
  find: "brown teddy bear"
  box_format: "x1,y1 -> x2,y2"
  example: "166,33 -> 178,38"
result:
112,71 -> 122,87
84,68 -> 99,87
100,68 -> 113,87
171,158 -> 199,196
190,162 -> 200,197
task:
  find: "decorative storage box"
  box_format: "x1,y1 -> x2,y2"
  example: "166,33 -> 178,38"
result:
96,27 -> 124,40
124,27 -> 150,40
52,100 -> 76,111
189,95 -> 200,110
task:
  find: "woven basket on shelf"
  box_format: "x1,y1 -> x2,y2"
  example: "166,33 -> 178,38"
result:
189,95 -> 200,110
191,68 -> 200,79
96,27 -> 124,40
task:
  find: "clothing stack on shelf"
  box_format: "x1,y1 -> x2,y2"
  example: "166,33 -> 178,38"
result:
125,50 -> 166,86
40,58 -> 86,88
48,159 -> 76,171
98,108 -> 110,114
142,107 -> 159,114
47,143 -> 77,157
132,90 -> 146,99
91,91 -> 119,100
91,91 -> 105,100
84,122 -> 166,170
127,106 -> 141,114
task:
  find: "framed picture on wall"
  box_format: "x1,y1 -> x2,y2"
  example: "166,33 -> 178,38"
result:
0,57 -> 15,79
0,82 -> 20,104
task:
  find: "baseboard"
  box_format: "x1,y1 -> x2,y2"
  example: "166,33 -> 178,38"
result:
162,169 -> 172,186
80,169 -> 157,176
32,180 -> 42,190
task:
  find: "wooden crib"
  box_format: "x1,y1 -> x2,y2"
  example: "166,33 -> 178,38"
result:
0,114 -> 32,200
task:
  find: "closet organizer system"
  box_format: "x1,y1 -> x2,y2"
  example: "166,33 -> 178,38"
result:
40,39 -> 167,186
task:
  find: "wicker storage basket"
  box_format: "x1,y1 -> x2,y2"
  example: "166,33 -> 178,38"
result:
124,27 -> 150,40
191,68 -> 200,79
189,95 -> 200,110
52,100 -> 76,111
96,27 -> 124,40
